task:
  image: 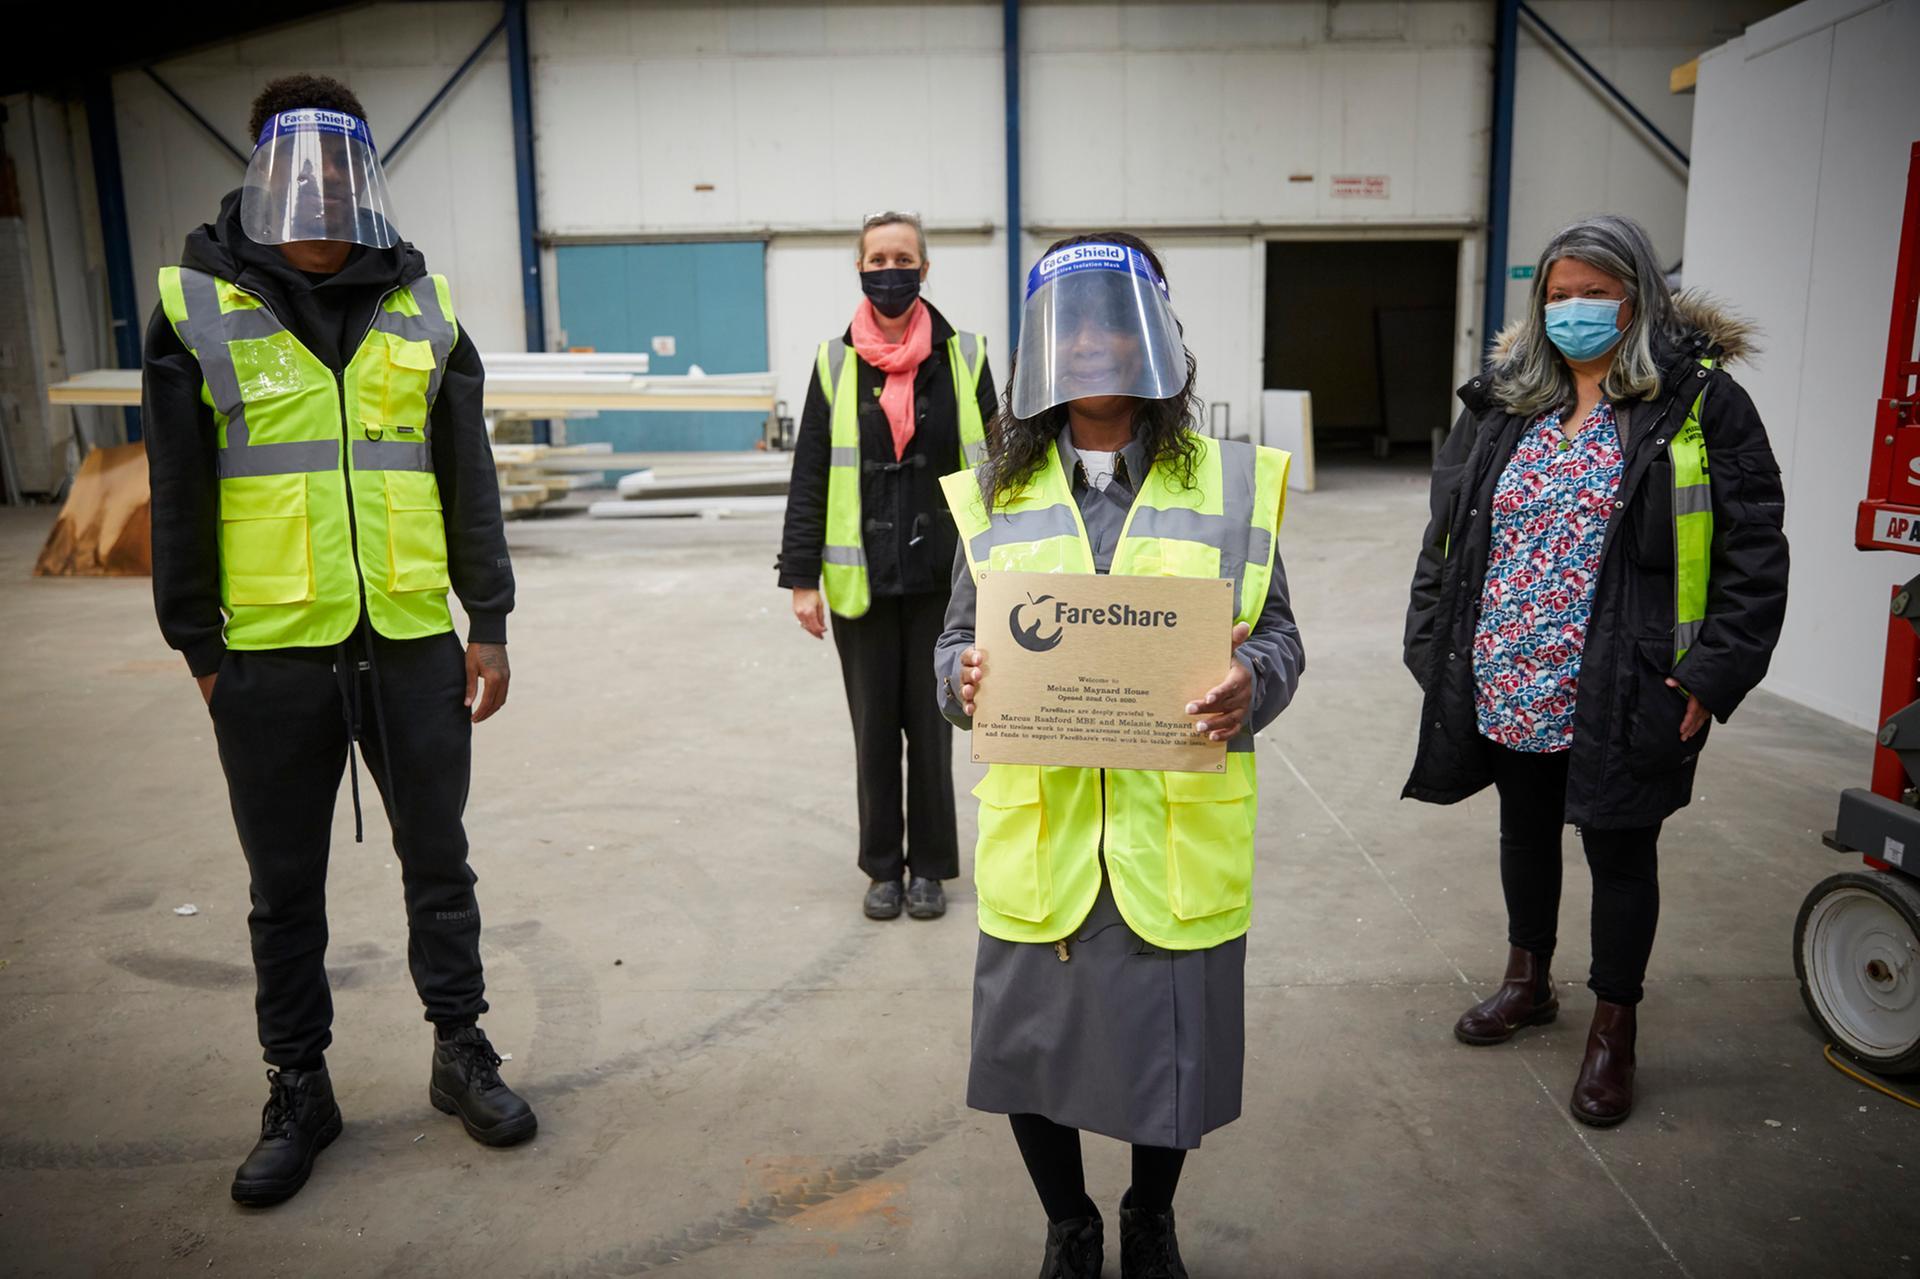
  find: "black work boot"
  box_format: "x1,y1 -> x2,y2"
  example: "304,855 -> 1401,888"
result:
430,1027 -> 537,1147
906,876 -> 947,920
230,1066 -> 343,1206
1120,1189 -> 1189,1278
1038,1212 -> 1104,1279
863,878 -> 904,920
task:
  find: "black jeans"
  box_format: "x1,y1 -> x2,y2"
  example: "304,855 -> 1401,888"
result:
209,629 -> 487,1068
1487,742 -> 1662,1005
830,591 -> 959,882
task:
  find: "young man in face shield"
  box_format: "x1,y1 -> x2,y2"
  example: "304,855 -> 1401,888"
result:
142,74 -> 533,1207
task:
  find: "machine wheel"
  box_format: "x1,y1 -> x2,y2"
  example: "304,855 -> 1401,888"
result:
1795,871 -> 1920,1077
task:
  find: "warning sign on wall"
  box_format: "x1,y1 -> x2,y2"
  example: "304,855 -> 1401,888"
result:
1330,175 -> 1391,199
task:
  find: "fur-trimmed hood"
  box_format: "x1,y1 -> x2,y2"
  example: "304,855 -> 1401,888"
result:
1487,289 -> 1758,368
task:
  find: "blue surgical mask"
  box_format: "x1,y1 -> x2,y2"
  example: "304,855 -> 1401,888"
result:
1543,297 -> 1626,361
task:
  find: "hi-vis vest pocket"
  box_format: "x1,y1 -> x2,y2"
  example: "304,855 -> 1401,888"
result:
219,473 -> 314,606
228,332 -> 306,403
384,471 -> 451,593
973,765 -> 1053,923
1164,767 -> 1255,921
379,337 -> 436,426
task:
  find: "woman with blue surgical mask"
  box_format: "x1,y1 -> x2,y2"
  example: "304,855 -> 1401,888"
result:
1402,214 -> 1789,1128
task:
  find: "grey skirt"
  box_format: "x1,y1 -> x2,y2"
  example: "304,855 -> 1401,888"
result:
966,876 -> 1246,1150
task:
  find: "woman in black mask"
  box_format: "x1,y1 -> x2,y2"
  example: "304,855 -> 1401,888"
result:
777,211 -> 1000,922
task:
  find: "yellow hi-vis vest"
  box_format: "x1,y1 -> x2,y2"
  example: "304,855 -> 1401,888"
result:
940,434 -> 1292,950
817,331 -> 989,619
157,265 -> 460,649
1670,358 -> 1715,664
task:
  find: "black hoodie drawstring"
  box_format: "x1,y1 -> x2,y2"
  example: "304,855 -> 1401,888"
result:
334,619 -> 399,845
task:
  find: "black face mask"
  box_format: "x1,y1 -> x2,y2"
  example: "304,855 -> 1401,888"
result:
860,267 -> 922,318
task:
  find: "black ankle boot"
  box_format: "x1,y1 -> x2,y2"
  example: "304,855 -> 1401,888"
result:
430,1027 -> 537,1147
1038,1212 -> 1104,1279
1120,1189 -> 1189,1278
230,1066 -> 343,1206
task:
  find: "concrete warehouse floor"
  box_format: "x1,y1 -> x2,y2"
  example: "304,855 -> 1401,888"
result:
0,461 -> 1914,1279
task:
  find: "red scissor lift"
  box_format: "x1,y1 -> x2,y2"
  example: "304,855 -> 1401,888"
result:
1798,140 -> 1920,1076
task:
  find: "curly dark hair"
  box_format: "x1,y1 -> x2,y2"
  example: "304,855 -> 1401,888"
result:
248,74 -> 368,143
981,231 -> 1202,510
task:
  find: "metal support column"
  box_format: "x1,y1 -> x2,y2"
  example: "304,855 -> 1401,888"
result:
1003,0 -> 1022,349
83,75 -> 142,442
504,0 -> 549,441
1481,0 -> 1519,355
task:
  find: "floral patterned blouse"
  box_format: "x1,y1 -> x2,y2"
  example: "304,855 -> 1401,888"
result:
1472,402 -> 1625,753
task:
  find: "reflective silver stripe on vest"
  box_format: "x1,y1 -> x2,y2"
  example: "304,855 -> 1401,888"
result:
217,308 -> 287,341
830,447 -> 860,467
370,277 -> 455,412
177,269 -> 252,432
1227,734 -> 1254,754
957,331 -> 979,373
218,438 -> 339,478
1674,483 -> 1712,516
1123,441 -> 1262,614
824,339 -> 849,405
823,544 -> 868,567
963,440 -> 986,466
967,502 -> 1082,563
1675,618 -> 1704,654
352,440 -> 433,473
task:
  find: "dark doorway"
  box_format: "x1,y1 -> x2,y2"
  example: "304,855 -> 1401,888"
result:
1264,240 -> 1458,463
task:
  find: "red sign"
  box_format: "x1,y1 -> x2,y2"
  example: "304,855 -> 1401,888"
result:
1330,175 -> 1391,199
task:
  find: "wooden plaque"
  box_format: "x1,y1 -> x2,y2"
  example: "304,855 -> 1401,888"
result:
971,570 -> 1233,773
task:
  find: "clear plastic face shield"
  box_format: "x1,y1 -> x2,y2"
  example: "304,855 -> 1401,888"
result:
1009,242 -> 1186,419
240,109 -> 399,249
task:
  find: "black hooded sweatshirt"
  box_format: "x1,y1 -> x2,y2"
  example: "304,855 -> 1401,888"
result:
143,190 -> 512,677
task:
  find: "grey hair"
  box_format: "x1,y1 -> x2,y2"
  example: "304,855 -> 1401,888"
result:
1492,214 -> 1689,417
858,210 -> 927,261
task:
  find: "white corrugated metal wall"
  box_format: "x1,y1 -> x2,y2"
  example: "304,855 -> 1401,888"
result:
10,1 -> 1795,469
1683,0 -> 1920,728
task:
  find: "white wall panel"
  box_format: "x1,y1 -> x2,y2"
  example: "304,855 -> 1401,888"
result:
114,2 -> 520,354
1682,0 -> 1920,727
1497,0 -> 1787,326
765,235 -> 1007,424
1154,238 -> 1262,439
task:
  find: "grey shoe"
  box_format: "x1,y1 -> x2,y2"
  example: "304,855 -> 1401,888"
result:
906,876 -> 947,920
863,878 -> 904,920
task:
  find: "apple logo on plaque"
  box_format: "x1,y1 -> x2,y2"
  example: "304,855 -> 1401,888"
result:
1010,593 -> 1065,653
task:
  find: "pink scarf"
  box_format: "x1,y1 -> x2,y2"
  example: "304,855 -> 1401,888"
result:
849,298 -> 933,461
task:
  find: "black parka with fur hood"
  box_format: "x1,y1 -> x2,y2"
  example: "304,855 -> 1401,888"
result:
1402,294 -> 1789,828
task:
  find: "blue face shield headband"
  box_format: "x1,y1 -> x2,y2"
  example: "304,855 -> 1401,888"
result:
240,108 -> 400,249
1009,242 -> 1187,419
1543,297 -> 1626,362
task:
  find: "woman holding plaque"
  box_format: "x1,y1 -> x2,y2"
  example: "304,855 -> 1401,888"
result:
934,233 -> 1304,1279
778,211 -> 999,923
1403,214 -> 1787,1127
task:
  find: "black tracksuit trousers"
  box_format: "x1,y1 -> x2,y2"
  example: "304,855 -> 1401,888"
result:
208,628 -> 487,1068
830,591 -> 960,883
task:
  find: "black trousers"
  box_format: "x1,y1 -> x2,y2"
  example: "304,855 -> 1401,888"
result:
1009,1114 -> 1187,1222
209,629 -> 487,1068
830,591 -> 959,882
1487,742 -> 1662,1005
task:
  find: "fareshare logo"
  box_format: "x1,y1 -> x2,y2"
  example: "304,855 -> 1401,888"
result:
1010,593 -> 1065,653
1008,591 -> 1181,652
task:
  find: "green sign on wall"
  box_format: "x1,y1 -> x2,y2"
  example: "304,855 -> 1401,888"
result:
1509,265 -> 1536,280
